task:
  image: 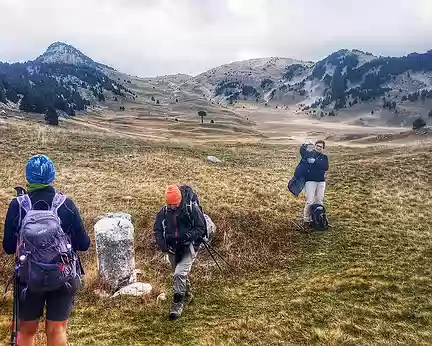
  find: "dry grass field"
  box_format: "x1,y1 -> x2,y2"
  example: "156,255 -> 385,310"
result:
0,118 -> 431,345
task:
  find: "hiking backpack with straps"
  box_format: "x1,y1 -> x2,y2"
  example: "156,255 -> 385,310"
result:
16,193 -> 78,293
310,204 -> 329,231
162,185 -> 216,246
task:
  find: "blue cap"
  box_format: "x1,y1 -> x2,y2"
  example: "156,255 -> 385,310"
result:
26,154 -> 56,184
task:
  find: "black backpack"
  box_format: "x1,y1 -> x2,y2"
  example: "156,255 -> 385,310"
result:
310,204 -> 329,231
179,185 -> 202,216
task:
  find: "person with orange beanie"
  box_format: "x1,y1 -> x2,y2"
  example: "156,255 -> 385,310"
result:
154,185 -> 206,320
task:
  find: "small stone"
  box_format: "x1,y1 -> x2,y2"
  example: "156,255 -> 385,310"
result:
206,156 -> 222,164
157,293 -> 167,302
112,283 -> 153,297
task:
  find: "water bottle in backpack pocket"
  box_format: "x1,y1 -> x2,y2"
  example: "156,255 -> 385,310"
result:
17,194 -> 78,293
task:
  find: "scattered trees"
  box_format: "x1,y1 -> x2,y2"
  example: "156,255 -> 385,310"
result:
198,110 -> 207,123
45,107 -> 59,126
413,117 -> 426,130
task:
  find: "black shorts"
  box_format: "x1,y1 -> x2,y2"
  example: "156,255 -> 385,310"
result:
19,277 -> 81,322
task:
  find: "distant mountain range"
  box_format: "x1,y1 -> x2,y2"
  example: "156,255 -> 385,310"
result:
1,42 -> 432,126
0,42 -> 134,119
198,49 -> 432,109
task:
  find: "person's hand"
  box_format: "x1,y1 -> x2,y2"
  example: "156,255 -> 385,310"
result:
180,231 -> 193,245
307,157 -> 316,164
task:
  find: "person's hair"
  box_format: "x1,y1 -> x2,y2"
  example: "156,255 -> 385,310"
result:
315,140 -> 326,149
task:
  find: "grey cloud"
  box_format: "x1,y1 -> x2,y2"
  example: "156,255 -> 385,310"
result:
0,0 -> 431,76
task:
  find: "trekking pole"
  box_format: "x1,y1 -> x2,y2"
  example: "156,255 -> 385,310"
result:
202,241 -> 239,275
10,186 -> 24,346
10,265 -> 19,346
202,241 -> 238,272
202,241 -> 224,274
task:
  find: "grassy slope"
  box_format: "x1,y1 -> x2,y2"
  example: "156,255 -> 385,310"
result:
0,121 -> 431,345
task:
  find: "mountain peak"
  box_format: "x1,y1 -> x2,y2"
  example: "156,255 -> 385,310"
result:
36,41 -> 96,67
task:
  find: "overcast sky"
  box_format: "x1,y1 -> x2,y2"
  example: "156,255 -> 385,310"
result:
0,0 -> 431,77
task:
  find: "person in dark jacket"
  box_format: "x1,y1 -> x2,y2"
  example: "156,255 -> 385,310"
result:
154,185 -> 206,320
288,141 -> 316,196
302,140 -> 329,226
2,154 -> 90,346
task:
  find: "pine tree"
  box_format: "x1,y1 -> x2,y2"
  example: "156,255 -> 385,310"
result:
45,107 -> 59,126
413,117 -> 426,130
198,110 -> 207,123
0,85 -> 6,104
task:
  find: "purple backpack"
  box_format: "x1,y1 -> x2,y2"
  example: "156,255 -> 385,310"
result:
16,193 -> 78,293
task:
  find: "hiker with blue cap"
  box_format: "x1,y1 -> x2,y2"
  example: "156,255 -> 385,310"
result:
3,154 -> 90,346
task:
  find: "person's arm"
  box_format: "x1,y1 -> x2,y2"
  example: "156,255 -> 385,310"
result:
2,199 -> 20,255
154,210 -> 170,253
65,199 -> 90,252
300,143 -> 309,158
188,204 -> 207,241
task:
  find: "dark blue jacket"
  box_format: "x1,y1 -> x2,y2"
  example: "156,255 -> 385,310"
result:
300,144 -> 329,182
2,186 -> 90,255
306,154 -> 329,182
288,144 -> 329,196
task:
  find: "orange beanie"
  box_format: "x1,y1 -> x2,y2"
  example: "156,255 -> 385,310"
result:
166,185 -> 182,205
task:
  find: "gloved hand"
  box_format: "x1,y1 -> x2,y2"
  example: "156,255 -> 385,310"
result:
307,157 -> 316,164
180,231 -> 193,245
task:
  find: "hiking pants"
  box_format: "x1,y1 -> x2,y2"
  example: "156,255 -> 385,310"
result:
304,181 -> 326,222
168,243 -> 197,295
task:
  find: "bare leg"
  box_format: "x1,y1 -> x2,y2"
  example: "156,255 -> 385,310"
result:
46,320 -> 68,346
17,320 -> 39,346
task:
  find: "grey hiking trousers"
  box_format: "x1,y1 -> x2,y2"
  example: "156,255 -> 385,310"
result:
168,243 -> 198,295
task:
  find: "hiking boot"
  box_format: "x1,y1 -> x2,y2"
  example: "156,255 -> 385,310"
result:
169,293 -> 185,320
303,221 -> 312,230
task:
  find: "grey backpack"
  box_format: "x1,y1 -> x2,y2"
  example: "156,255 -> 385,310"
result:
17,193 -> 78,293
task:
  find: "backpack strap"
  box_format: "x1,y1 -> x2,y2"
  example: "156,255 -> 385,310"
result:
162,206 -> 167,241
17,195 -> 32,228
17,195 -> 32,213
50,193 -> 67,215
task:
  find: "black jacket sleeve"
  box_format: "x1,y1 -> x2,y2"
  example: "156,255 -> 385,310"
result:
2,199 -> 20,255
154,209 -> 168,252
316,155 -> 329,171
189,204 -> 207,242
64,199 -> 90,252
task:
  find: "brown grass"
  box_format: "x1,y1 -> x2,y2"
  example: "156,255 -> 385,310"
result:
0,119 -> 431,345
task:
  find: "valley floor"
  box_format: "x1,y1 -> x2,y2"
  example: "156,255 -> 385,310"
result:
0,120 -> 431,345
